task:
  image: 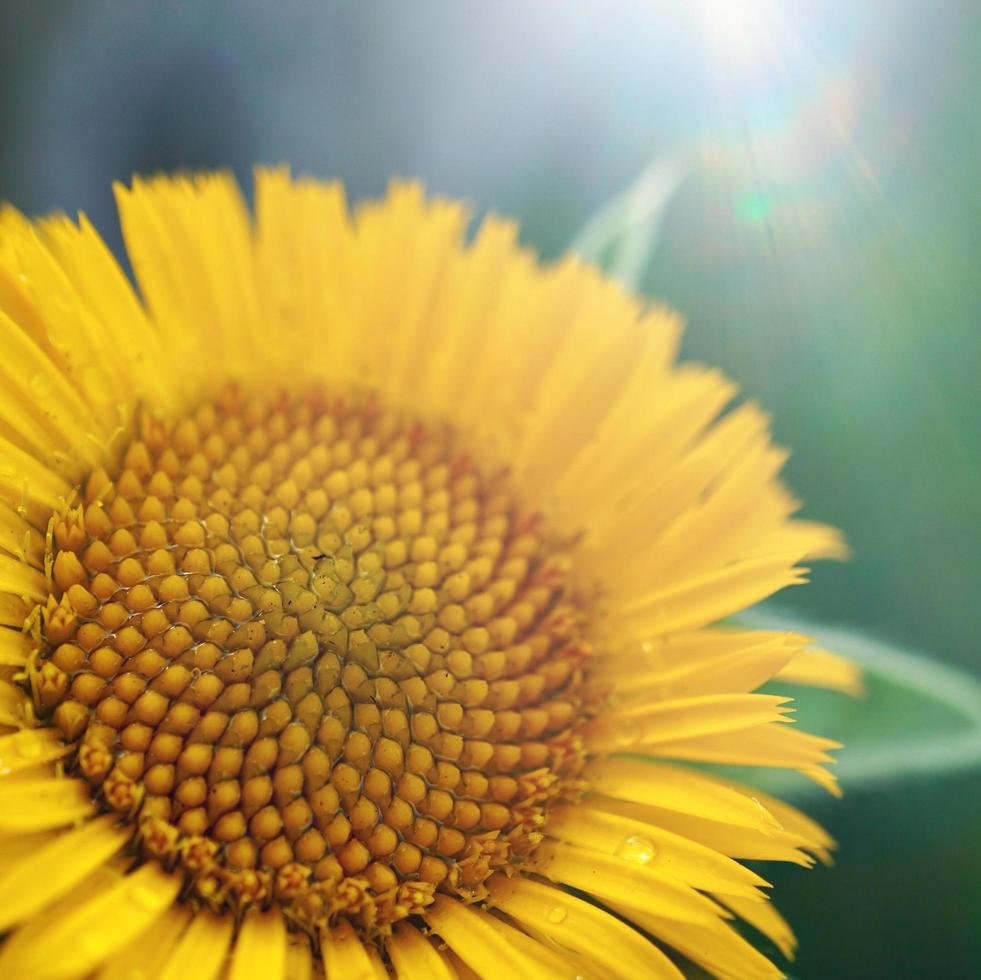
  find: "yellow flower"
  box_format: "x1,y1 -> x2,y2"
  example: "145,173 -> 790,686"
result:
0,170 -> 858,980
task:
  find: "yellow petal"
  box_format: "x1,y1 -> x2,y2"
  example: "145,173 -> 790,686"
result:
616,552 -> 809,636
0,551 -> 48,603
425,894 -> 562,979
595,630 -> 803,699
157,909 -> 232,980
0,627 -> 34,667
719,893 -> 797,961
639,723 -> 841,796
0,727 -> 70,775
468,905 -> 580,976
612,901 -> 784,980
0,776 -> 94,831
0,861 -> 181,980
0,813 -> 128,930
533,839 -> 726,925
253,167 -> 354,386
0,307 -> 107,464
0,500 -> 43,567
774,646 -> 864,695
584,693 -> 793,754
322,919 -> 383,980
284,937 -> 316,980
0,591 -> 29,628
114,173 -> 262,388
227,909 -> 288,980
388,921 -> 458,980
488,875 -> 684,980
598,796 -> 817,867
96,904 -> 192,980
38,213 -> 177,414
729,782 -> 836,865
582,758 -> 781,832
548,801 -> 768,897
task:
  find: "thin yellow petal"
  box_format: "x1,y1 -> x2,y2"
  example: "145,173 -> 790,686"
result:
388,921 -> 458,980
253,167 -> 354,386
38,213 -> 177,413
774,646 -> 864,695
0,591 -> 29,628
0,626 -> 34,667
616,553 -> 809,636
0,500 -> 44,567
0,678 -> 29,727
96,904 -> 192,980
548,801 -> 768,897
584,693 -> 793,754
582,758 -> 781,832
731,782 -> 836,864
425,894 -> 562,979
595,630 -> 803,699
639,723 -> 841,796
0,862 -> 181,980
469,905 -> 581,975
0,726 -> 69,775
0,551 -> 48,603
597,796 -> 817,867
228,909 -> 288,980
533,839 -> 727,925
0,829 -> 58,866
0,776 -> 94,831
158,909 -> 232,980
115,173 -> 263,386
285,938 -> 316,980
0,813 -> 128,930
0,308 -> 107,465
489,874 -> 684,980
612,901 -> 784,980
720,894 -> 797,961
322,919 -> 382,980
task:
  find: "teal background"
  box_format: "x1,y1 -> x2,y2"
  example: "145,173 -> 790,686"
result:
1,2 -> 978,976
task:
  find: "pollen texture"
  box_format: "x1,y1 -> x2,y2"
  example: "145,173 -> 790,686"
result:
31,386 -> 589,933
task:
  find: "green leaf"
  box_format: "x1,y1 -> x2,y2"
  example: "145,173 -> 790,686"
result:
717,607 -> 981,801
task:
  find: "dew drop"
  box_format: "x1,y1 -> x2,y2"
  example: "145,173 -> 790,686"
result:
614,717 -> 642,748
615,834 -> 658,865
546,905 -> 568,924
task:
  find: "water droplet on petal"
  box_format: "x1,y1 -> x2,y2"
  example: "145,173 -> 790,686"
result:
615,717 -> 642,748
615,834 -> 657,865
546,905 -> 567,924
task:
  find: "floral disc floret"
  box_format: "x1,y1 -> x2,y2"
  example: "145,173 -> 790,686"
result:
30,384 -> 590,936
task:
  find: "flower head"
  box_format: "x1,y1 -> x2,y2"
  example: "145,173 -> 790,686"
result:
0,170 -> 857,979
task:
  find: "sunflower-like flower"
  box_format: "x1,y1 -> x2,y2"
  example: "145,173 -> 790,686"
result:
0,171 -> 858,980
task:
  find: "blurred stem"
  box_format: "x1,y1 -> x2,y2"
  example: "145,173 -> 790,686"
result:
569,147 -> 691,290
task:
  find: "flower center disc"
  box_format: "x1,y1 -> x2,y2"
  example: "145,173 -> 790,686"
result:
33,386 -> 588,931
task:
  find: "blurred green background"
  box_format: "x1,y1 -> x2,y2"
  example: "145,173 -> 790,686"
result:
1,1 -> 978,976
